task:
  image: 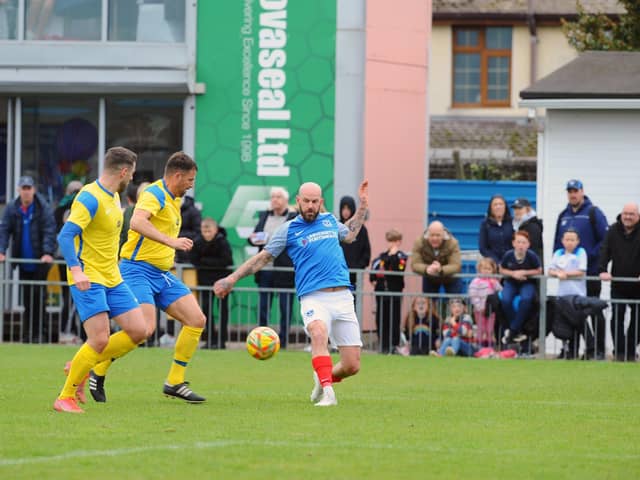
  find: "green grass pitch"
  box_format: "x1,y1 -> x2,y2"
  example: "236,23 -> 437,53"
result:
1,344 -> 638,479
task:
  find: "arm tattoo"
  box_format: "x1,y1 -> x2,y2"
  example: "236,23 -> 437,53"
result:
231,250 -> 273,282
345,204 -> 368,238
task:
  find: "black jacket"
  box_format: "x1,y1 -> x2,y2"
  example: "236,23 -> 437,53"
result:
549,295 -> 608,341
249,208 -> 297,288
598,215 -> 640,298
339,196 -> 371,284
370,250 -> 408,292
518,216 -> 544,267
176,196 -> 202,263
0,193 -> 56,266
190,226 -> 233,285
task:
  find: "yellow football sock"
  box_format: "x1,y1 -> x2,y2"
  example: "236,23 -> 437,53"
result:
92,358 -> 112,377
97,330 -> 138,363
59,344 -> 100,400
167,326 -> 203,385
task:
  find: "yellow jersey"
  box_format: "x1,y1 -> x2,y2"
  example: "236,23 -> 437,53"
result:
65,181 -> 123,287
120,179 -> 181,271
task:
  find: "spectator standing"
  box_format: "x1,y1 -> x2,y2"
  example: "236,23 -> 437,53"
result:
339,195 -> 371,293
511,198 -> 544,266
403,296 -> 441,355
548,228 -> 588,358
553,179 -> 608,356
0,176 -> 56,343
175,193 -> 202,264
599,203 -> 640,362
191,218 -> 233,349
370,228 -> 408,354
433,298 -> 475,357
500,231 -> 542,344
411,221 -> 463,300
468,257 -> 502,348
248,187 -> 297,347
479,194 -> 514,265
54,180 -> 84,230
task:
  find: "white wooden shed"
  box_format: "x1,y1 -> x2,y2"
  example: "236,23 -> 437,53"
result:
520,51 -> 640,271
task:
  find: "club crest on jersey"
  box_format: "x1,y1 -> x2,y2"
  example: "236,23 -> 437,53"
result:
297,237 -> 309,247
322,219 -> 332,227
304,309 -> 314,317
117,220 -> 122,228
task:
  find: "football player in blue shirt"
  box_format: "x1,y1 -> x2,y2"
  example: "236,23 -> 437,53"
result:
214,180 -> 369,406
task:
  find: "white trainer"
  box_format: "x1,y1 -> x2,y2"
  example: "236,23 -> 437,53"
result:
310,372 -> 322,403
314,386 -> 337,407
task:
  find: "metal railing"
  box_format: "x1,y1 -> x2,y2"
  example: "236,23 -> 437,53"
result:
1,258 -> 639,361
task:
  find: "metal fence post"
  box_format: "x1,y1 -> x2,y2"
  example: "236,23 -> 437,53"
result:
538,275 -> 547,359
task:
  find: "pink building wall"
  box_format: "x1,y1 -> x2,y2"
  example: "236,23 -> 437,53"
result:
361,0 -> 431,330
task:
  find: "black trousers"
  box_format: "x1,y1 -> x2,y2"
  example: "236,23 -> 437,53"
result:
611,295 -> 639,361
19,266 -> 48,343
201,289 -> 229,349
375,294 -> 402,353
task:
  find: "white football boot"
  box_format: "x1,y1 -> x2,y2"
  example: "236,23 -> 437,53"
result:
314,386 -> 337,407
310,372 -> 323,403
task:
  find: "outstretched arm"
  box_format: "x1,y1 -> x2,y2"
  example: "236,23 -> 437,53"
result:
213,249 -> 274,298
130,208 -> 193,252
342,180 -> 369,244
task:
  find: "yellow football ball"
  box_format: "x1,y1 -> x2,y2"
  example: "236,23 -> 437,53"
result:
246,326 -> 280,360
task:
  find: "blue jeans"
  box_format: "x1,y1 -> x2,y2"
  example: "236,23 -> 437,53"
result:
422,277 -> 464,295
501,281 -> 536,334
258,270 -> 294,347
439,336 -> 476,356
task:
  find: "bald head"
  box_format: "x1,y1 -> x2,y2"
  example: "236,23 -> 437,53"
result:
621,202 -> 640,231
426,221 -> 446,248
297,182 -> 324,222
299,182 -> 322,197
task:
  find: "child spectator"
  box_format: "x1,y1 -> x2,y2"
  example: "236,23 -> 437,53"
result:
190,218 -> 233,349
433,298 -> 476,357
549,228 -> 587,297
370,228 -> 408,354
468,257 -> 502,348
403,296 -> 440,355
500,230 -> 542,344
548,228 -> 587,358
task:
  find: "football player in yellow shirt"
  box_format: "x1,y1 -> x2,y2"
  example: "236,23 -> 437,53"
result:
54,147 -> 147,413
91,152 -> 207,403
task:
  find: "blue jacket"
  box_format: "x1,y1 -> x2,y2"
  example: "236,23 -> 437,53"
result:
0,193 -> 57,264
553,196 -> 608,275
478,195 -> 514,264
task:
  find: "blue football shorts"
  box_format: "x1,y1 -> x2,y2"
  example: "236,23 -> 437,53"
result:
70,282 -> 139,322
119,259 -> 191,311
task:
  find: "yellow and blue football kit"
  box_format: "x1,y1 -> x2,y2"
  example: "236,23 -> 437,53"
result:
119,179 -> 191,308
59,180 -> 138,321
56,180 -> 140,407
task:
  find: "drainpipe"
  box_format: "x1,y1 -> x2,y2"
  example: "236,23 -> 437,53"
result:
527,0 -> 538,85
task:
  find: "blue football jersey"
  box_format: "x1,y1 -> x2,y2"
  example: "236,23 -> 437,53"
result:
265,212 -> 351,297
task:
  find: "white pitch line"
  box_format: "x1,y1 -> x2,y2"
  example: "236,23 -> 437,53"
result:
1,439 -> 638,467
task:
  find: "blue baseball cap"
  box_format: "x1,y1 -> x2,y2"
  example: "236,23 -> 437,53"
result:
18,176 -> 35,188
566,179 -> 583,190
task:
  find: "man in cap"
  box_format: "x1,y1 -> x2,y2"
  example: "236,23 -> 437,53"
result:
553,179 -> 608,358
0,176 -> 56,343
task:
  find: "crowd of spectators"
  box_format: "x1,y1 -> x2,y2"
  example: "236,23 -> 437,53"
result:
0,175 -> 638,362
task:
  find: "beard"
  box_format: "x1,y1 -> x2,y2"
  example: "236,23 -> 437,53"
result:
117,178 -> 130,193
298,202 -> 319,223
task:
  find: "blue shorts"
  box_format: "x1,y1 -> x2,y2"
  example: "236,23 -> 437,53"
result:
120,259 -> 191,311
70,282 -> 139,322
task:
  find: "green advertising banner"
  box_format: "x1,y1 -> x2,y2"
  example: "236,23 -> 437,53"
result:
195,0 -> 337,265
